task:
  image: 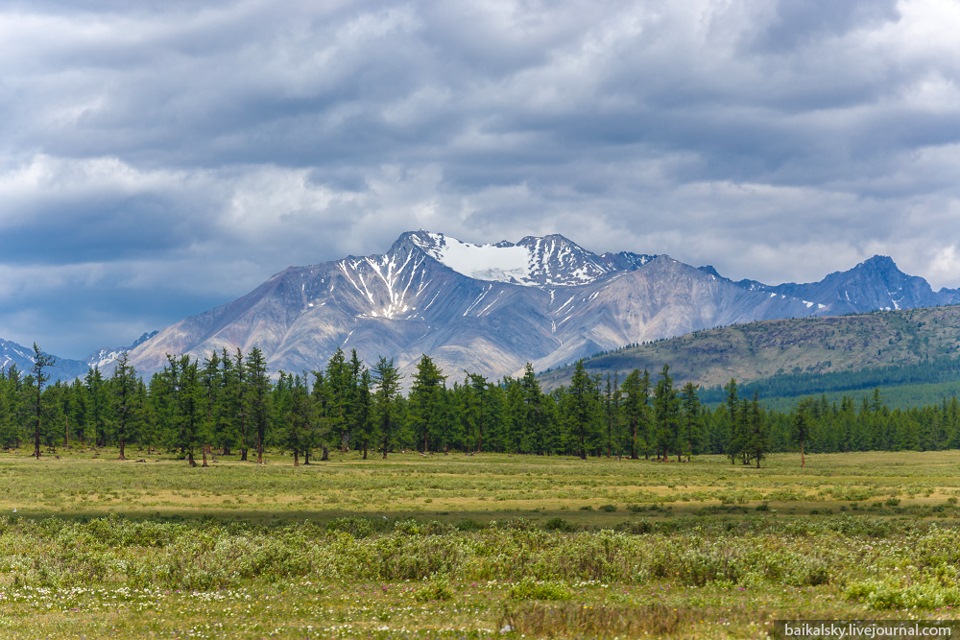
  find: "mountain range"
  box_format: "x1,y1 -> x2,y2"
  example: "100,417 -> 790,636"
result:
4,231 -> 958,383
124,231 -> 960,382
0,332 -> 157,382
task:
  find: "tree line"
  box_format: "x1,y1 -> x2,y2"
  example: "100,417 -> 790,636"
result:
3,344 -> 960,466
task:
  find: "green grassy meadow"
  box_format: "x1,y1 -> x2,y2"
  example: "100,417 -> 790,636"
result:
1,448 -> 959,638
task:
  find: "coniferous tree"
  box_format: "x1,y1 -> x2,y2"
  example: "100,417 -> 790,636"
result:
621,369 -> 651,460
653,365 -> 681,461
501,377 -> 525,453
724,379 -> 743,464
565,361 -> 600,459
519,364 -> 551,455
324,348 -> 351,451
232,349 -> 250,461
66,377 -> 87,446
603,373 -> 622,457
793,398 -> 812,468
310,369 -> 330,458
353,369 -> 374,459
746,392 -> 769,468
31,343 -> 55,459
162,355 -> 204,466
85,366 -> 110,448
246,347 -> 271,464
0,366 -> 19,447
198,352 -> 224,466
466,373 -> 490,453
277,372 -> 313,465
679,382 -> 703,461
372,357 -> 402,458
409,355 -> 445,453
111,352 -> 140,461
211,349 -> 239,456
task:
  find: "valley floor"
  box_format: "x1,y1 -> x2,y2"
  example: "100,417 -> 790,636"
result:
0,449 -> 958,638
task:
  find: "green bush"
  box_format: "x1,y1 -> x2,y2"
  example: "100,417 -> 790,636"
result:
508,576 -> 572,601
543,518 -> 578,532
412,574 -> 454,602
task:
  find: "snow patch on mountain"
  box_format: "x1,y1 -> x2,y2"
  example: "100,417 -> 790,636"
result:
422,233 -> 531,283
408,231 -> 614,287
87,331 -> 159,370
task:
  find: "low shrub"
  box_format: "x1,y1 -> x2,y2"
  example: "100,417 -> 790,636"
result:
508,576 -> 572,601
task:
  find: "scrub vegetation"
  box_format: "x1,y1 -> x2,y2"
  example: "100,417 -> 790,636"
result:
0,448 -> 959,638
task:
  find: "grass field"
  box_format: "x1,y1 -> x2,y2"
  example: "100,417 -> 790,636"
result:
1,448 -> 959,638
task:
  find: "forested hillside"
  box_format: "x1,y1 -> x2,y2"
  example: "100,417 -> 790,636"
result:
539,305 -> 960,392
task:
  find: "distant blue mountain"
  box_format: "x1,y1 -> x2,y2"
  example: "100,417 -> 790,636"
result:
0,332 -> 157,382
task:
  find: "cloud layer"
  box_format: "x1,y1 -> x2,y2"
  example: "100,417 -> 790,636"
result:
2,0 -> 960,357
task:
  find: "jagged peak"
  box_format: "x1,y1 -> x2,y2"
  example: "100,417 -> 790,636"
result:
391,229 -> 443,253
516,233 -> 582,248
382,230 -> 614,287
858,254 -> 897,267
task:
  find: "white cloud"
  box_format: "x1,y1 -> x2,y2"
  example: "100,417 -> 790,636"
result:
1,0 -> 960,355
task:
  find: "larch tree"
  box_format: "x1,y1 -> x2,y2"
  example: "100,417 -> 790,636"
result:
30,343 -> 55,459
373,357 -> 402,459
324,348 -> 351,452
111,351 -> 140,461
233,349 -> 249,461
621,368 -> 651,460
85,366 -> 110,448
746,393 -> 769,468
353,369 -> 374,459
603,372 -> 622,458
245,347 -> 271,464
724,379 -> 743,465
466,373 -> 490,453
792,398 -> 815,468
409,355 -> 445,453
679,382 -> 703,461
565,360 -> 600,460
653,365 -> 681,461
519,364 -> 550,455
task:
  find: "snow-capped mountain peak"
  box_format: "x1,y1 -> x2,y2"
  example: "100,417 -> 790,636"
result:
410,232 -> 532,284
405,230 -> 616,287
87,331 -> 159,370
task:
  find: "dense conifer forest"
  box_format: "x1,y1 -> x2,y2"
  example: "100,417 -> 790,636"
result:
3,345 -> 960,467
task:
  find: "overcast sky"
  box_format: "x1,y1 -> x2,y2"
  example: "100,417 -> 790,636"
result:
3,0 -> 960,358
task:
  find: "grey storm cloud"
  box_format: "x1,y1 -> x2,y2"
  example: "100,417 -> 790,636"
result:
1,0 -> 960,357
